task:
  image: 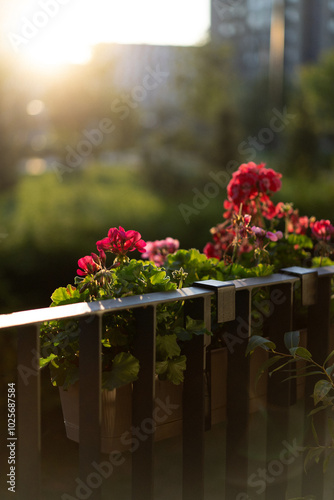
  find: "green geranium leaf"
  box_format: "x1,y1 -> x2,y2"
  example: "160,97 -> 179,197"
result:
165,248 -> 216,286
312,256 -> 334,267
101,338 -> 111,348
246,335 -> 276,356
39,353 -> 57,368
118,260 -> 143,281
149,269 -> 168,285
185,316 -> 210,336
252,264 -> 275,277
287,234 -> 313,249
165,355 -> 187,385
102,352 -> 139,391
175,317 -> 210,341
313,379 -> 333,406
50,361 -> 79,389
50,285 -> 88,306
155,360 -> 169,376
107,329 -> 129,347
174,326 -> 192,341
156,334 -> 181,360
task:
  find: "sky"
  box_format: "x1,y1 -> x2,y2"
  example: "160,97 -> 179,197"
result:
2,0 -> 211,67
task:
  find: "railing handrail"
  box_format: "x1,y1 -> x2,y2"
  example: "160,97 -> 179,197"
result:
0,285 -> 214,330
0,272 -> 302,330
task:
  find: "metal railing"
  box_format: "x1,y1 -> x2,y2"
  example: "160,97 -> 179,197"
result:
0,266 -> 333,500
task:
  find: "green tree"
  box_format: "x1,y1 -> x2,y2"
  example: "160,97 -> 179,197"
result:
286,50 -> 334,171
0,60 -> 28,191
180,42 -> 242,169
299,50 -> 334,135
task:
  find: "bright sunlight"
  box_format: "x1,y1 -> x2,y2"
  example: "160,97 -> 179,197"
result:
3,0 -> 210,70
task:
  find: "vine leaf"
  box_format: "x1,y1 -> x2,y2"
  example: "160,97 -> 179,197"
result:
313,379 -> 333,406
246,335 -> 276,356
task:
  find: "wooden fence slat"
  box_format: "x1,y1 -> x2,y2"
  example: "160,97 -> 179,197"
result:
17,325 -> 41,500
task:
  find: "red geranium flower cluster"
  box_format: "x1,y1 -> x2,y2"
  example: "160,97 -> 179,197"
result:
203,223 -> 235,260
77,251 -> 106,277
277,205 -> 334,243
310,219 -> 334,242
97,226 -> 146,256
224,162 -> 282,222
203,215 -> 254,262
275,203 -> 310,236
141,237 -> 179,266
77,227 -> 147,275
204,161 -> 334,266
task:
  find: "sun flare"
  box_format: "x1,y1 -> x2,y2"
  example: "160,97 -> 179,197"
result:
4,0 -> 209,70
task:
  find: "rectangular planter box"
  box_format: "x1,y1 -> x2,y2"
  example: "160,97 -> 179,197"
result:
59,345 -> 272,452
59,347 -> 227,453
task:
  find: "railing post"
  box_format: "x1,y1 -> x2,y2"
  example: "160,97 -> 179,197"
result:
132,306 -> 156,500
182,295 -> 210,500
265,282 -> 294,500
17,324 -> 41,500
79,315 -> 102,500
302,272 -> 333,498
224,288 -> 251,499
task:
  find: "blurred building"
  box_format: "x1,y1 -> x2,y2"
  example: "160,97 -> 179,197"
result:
91,43 -> 195,108
210,0 -> 334,79
91,1 -> 334,107
211,0 -> 272,78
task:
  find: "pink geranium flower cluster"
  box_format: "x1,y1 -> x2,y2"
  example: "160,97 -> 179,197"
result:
141,237 -> 180,266
251,226 -> 283,242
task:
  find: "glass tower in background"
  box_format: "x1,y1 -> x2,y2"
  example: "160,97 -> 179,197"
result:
210,0 -> 334,80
